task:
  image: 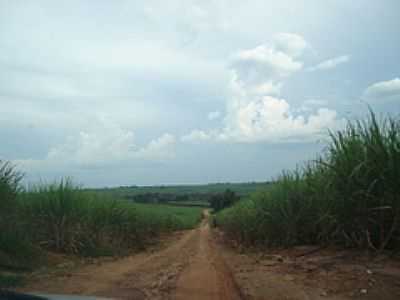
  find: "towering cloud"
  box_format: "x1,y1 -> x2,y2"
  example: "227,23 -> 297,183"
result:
183,33 -> 341,143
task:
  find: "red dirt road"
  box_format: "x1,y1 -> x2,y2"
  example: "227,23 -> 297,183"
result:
21,212 -> 242,300
174,217 -> 242,300
20,210 -> 400,299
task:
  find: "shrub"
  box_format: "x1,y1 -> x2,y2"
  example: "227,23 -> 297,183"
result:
209,189 -> 240,212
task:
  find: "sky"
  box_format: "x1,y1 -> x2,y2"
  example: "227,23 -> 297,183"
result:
1,0 -> 399,187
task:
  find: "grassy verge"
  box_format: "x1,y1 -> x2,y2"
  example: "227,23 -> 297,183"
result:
217,111 -> 400,252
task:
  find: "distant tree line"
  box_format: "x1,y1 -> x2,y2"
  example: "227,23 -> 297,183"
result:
125,192 -> 210,206
124,189 -> 240,210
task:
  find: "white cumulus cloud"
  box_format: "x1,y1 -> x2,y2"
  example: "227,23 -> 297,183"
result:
183,33 -> 342,144
181,129 -> 212,142
217,95 -> 340,143
272,32 -> 309,58
229,33 -> 307,99
364,78 -> 400,101
15,116 -> 176,170
136,133 -> 176,160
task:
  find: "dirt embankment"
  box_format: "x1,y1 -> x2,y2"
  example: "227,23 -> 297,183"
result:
20,210 -> 400,300
216,232 -> 400,300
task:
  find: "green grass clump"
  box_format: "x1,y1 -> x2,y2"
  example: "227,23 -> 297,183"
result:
217,111 -> 400,251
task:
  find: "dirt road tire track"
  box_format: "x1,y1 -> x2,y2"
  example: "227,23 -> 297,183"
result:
174,219 -> 242,300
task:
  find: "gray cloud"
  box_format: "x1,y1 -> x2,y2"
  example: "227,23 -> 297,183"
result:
1,0 -> 399,186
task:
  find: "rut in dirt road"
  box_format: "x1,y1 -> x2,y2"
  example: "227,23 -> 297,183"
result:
174,216 -> 243,300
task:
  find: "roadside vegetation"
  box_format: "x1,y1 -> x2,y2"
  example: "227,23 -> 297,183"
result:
217,111 -> 400,252
0,167 -> 202,287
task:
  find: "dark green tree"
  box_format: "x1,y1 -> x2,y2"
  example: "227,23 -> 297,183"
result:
209,189 -> 239,212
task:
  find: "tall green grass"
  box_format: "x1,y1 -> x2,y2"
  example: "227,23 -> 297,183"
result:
1,170 -> 202,275
217,112 -> 400,251
0,161 -> 38,270
0,171 -> 199,287
17,180 -> 202,256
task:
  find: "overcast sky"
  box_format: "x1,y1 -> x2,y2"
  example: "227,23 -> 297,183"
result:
1,0 -> 399,187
